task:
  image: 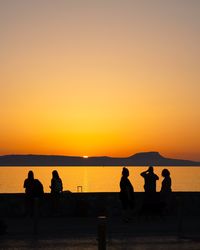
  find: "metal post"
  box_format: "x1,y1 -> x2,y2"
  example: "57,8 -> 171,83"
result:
77,186 -> 83,192
97,216 -> 107,250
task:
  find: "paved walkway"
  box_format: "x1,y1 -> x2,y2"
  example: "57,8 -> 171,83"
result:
0,216 -> 200,249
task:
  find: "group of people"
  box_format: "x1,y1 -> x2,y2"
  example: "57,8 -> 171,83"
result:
23,170 -> 63,196
23,170 -> 63,215
119,166 -> 172,221
23,166 -> 171,218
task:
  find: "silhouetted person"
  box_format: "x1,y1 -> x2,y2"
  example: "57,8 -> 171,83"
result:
23,171 -> 35,216
33,179 -> 44,198
140,166 -> 160,217
50,170 -> 63,215
119,167 -> 135,222
160,169 -> 172,214
140,166 -> 159,192
24,170 -> 35,196
161,169 -> 172,192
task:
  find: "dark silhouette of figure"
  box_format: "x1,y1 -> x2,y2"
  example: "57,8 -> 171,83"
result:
50,170 -> 63,194
140,166 -> 160,217
119,167 -> 135,222
33,179 -> 44,198
23,171 -> 44,216
160,169 -> 172,214
161,169 -> 172,192
24,170 -> 35,196
140,166 -> 159,192
23,171 -> 35,216
50,170 -> 63,215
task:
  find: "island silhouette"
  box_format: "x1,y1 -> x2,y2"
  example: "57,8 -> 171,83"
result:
0,152 -> 199,166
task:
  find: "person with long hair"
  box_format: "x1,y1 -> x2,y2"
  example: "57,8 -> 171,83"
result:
161,169 -> 172,192
50,170 -> 63,215
160,168 -> 172,214
23,170 -> 35,216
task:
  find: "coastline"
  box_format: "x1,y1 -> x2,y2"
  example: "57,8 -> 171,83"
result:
1,152 -> 200,166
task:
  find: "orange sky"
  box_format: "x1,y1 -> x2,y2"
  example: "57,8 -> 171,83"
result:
0,1 -> 200,161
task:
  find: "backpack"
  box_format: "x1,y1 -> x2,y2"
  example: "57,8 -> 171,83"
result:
33,179 -> 44,197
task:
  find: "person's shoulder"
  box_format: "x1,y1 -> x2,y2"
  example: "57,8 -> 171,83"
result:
24,178 -> 28,184
120,176 -> 124,182
34,179 -> 43,185
23,178 -> 28,187
120,176 -> 126,184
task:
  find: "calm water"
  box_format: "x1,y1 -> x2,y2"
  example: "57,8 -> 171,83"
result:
0,166 -> 199,193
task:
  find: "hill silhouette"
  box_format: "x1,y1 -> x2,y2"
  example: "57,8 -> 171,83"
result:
0,152 -> 199,166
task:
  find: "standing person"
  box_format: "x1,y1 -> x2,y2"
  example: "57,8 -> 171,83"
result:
50,170 -> 63,215
140,166 -> 159,192
23,170 -> 35,216
119,167 -> 135,222
140,166 -> 159,217
160,169 -> 172,214
161,169 -> 172,192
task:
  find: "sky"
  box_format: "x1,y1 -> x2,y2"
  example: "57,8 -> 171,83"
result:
0,0 -> 200,161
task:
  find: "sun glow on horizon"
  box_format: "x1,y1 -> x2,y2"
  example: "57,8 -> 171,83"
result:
0,1 -> 200,161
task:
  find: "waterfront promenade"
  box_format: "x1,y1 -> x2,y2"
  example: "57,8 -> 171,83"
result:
1,216 -> 200,249
0,192 -> 200,249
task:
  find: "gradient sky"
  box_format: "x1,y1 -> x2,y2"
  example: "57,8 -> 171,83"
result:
0,0 -> 200,161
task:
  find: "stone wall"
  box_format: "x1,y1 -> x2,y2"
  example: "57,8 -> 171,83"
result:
0,192 -> 199,217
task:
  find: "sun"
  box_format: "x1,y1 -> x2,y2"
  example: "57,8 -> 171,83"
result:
83,155 -> 89,158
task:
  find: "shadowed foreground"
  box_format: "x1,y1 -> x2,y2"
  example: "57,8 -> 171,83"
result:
1,216 -> 200,249
0,192 -> 200,249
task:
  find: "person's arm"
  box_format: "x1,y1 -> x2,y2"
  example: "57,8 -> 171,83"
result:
140,170 -> 148,177
23,179 -> 26,189
166,178 -> 172,190
60,179 -> 63,192
49,179 -> 53,190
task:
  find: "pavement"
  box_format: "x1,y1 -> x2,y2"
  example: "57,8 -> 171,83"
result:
0,216 -> 200,249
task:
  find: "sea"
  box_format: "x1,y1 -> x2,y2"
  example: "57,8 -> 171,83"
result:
0,166 -> 199,193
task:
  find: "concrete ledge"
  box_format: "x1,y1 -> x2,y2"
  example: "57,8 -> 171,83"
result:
0,192 -> 199,217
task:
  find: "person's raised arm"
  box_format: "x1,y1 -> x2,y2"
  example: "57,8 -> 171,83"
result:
140,169 -> 148,177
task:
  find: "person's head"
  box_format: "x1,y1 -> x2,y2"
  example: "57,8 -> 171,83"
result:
28,170 -> 34,179
52,170 -> 59,179
162,169 -> 170,177
122,167 -> 129,177
148,166 -> 154,173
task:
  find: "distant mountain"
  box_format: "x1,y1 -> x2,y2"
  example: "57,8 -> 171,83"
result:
0,152 -> 199,166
